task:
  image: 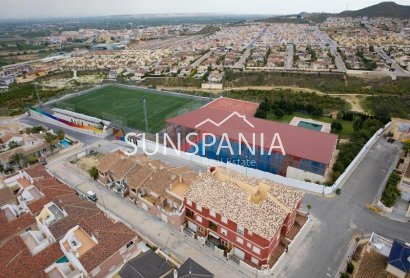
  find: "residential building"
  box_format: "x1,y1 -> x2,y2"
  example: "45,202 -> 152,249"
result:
183,167 -> 306,269
118,250 -> 213,278
0,164 -> 140,278
353,233 -> 410,278
96,151 -> 197,229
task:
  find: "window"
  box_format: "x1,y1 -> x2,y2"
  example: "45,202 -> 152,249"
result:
209,209 -> 216,218
237,226 -> 244,236
252,246 -> 261,255
196,215 -> 202,223
186,199 -> 192,206
126,241 -> 134,248
196,204 -> 202,212
220,227 -> 227,236
251,257 -> 259,265
236,236 -> 243,244
247,242 -> 252,248
221,215 -> 228,224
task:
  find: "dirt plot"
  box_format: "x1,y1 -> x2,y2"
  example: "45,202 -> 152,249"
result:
73,153 -> 102,172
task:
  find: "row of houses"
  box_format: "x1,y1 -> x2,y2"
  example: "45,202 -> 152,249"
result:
94,150 -> 308,270
0,164 -> 139,278
96,151 -> 196,228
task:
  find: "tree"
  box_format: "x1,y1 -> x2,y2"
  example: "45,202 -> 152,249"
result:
56,130 -> 65,141
254,109 -> 267,119
331,121 -> 343,133
259,101 -> 271,112
8,140 -> 20,150
352,117 -> 363,132
0,164 -> 4,173
44,132 -> 58,153
274,109 -> 285,119
402,142 -> 410,156
88,166 -> 99,180
307,204 -> 312,214
10,153 -> 24,169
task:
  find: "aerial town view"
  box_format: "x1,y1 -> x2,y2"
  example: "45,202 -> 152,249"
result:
1,0 -> 410,277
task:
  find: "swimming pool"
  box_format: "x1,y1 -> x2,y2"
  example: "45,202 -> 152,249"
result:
60,138 -> 72,149
297,121 -> 323,131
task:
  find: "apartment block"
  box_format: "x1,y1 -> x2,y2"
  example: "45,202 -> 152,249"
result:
183,167 -> 306,269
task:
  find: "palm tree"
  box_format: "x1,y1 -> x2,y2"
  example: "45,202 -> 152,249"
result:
44,132 -> 58,154
10,152 -> 24,169
56,130 -> 65,141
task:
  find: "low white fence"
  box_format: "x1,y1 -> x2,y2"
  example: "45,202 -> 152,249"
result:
137,121 -> 391,195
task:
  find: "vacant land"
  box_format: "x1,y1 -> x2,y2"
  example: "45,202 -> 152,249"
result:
52,85 -> 206,132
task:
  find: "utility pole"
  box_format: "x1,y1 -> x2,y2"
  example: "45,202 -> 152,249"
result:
142,97 -> 148,131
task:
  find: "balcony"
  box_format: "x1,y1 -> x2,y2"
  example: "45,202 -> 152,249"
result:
140,194 -> 157,205
186,209 -> 195,220
208,221 -> 218,232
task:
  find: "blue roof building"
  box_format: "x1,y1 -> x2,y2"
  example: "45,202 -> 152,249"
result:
387,240 -> 410,278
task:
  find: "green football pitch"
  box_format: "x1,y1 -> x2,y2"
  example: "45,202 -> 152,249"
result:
52,85 -> 206,133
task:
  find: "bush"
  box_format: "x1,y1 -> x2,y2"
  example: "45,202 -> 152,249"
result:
346,261 -> 354,274
340,272 -> 349,278
254,109 -> 267,119
331,121 -> 343,133
381,172 -> 401,207
88,166 -> 99,180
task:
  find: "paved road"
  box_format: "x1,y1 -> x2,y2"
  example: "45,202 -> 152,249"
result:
317,28 -> 347,73
375,47 -> 410,78
281,138 -> 408,278
191,51 -> 212,68
233,27 -> 266,69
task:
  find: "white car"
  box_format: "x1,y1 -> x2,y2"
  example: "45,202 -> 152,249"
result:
86,191 -> 98,202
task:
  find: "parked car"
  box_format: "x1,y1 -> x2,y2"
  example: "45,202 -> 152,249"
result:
86,191 -> 98,202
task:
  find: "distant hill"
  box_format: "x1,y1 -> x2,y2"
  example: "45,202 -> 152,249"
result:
260,1 -> 410,24
337,2 -> 410,18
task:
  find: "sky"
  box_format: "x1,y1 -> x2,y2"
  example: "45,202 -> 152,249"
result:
1,0 -> 410,19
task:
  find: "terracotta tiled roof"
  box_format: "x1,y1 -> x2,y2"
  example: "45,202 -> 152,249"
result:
24,164 -> 50,179
49,199 -> 100,240
96,151 -> 123,173
28,197 -> 52,215
185,167 -> 304,240
0,236 -> 63,278
0,187 -> 16,207
126,164 -> 154,190
79,221 -> 136,272
0,211 -> 36,243
355,249 -> 410,278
